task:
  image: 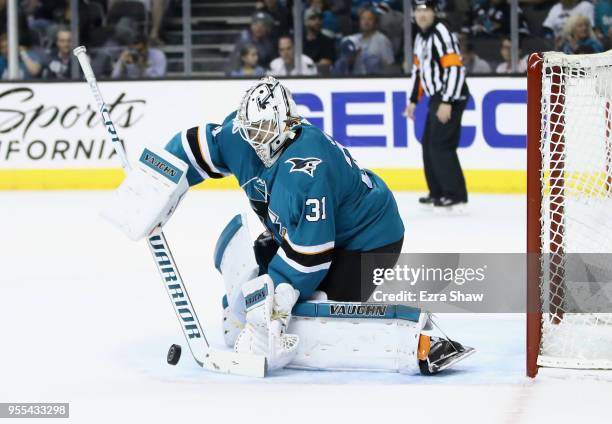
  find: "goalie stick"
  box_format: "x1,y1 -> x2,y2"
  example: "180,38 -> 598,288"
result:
73,46 -> 266,378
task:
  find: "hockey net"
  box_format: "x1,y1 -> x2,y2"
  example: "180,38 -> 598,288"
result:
527,51 -> 612,377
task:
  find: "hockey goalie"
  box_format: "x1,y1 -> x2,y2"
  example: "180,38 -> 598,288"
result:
103,76 -> 474,375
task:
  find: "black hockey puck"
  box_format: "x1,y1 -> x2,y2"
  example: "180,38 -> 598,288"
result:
167,344 -> 181,365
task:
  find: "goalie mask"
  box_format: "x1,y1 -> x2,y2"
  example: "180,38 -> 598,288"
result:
233,76 -> 299,167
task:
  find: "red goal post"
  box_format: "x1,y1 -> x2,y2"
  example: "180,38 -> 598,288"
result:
526,51 -> 612,377
526,52 -> 543,378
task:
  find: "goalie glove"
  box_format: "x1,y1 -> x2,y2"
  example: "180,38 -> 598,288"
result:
234,275 -> 300,371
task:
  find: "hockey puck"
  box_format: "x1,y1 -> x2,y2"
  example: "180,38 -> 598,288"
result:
167,344 -> 181,365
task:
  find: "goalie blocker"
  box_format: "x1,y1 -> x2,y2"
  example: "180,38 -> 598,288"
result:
101,146 -> 190,241
215,214 -> 475,374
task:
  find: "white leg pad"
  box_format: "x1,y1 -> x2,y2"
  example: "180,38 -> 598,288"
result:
222,305 -> 245,348
286,302 -> 430,374
213,214 -> 260,323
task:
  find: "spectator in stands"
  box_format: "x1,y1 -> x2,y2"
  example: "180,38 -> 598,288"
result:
58,0 -> 95,46
229,44 -> 266,77
22,0 -> 64,37
352,0 -> 402,18
561,14 -> 604,54
496,36 -> 528,73
111,33 -> 167,78
303,9 -> 336,71
374,1 -> 404,56
256,0 -> 292,37
458,33 -> 491,74
594,0 -> 612,46
92,18 -> 138,78
108,0 -> 167,45
149,0 -> 168,46
0,0 -> 36,47
462,0 -> 530,37
518,0 -> 556,6
18,36 -> 45,79
42,26 -> 72,79
0,33 -> 44,79
305,0 -> 340,39
542,0 -> 594,44
269,35 -> 318,76
350,8 -> 394,73
332,37 -> 361,75
333,36 -> 386,75
228,12 -> 276,72
431,0 -> 454,20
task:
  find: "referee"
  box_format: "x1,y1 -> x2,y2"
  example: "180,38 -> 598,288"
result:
405,0 -> 469,208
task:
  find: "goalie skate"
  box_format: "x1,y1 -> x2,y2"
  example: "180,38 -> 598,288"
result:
419,337 -> 475,375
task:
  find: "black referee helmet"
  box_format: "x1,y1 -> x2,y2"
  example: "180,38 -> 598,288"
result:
412,0 -> 437,10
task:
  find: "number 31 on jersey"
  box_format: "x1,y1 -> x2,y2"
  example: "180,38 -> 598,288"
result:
306,197 -> 326,221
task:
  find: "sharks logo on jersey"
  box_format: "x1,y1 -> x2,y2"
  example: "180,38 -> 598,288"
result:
285,157 -> 322,178
242,177 -> 269,223
268,208 -> 287,237
243,177 -> 268,203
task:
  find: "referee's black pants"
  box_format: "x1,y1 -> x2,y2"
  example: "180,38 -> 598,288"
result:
422,95 -> 468,202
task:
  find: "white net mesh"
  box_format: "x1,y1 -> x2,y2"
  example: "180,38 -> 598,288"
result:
538,51 -> 612,369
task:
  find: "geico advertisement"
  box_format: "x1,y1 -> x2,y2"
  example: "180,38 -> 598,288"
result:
0,77 -> 526,170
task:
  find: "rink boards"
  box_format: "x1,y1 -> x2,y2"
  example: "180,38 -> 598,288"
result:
0,77 -> 526,192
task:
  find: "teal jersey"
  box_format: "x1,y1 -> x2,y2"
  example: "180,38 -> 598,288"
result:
165,113 -> 404,300
596,1 -> 612,35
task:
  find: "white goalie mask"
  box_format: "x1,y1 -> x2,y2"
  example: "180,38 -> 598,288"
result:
233,76 -> 299,167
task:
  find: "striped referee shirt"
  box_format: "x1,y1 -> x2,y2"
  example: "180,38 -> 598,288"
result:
409,20 -> 468,104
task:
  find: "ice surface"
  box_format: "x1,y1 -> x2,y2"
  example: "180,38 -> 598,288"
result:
1,191 -> 610,423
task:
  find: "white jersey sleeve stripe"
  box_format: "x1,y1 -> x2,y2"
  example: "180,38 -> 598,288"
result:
181,130 -> 210,180
198,125 -> 229,176
277,249 -> 332,274
284,233 -> 335,254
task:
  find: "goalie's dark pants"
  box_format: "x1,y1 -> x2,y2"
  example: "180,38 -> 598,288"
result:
254,234 -> 404,302
318,238 -> 404,301
422,94 -> 468,202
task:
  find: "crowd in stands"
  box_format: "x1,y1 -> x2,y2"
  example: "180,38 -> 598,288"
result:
226,0 -> 612,77
226,2 -> 402,76
0,0 -> 168,79
0,0 -> 611,79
